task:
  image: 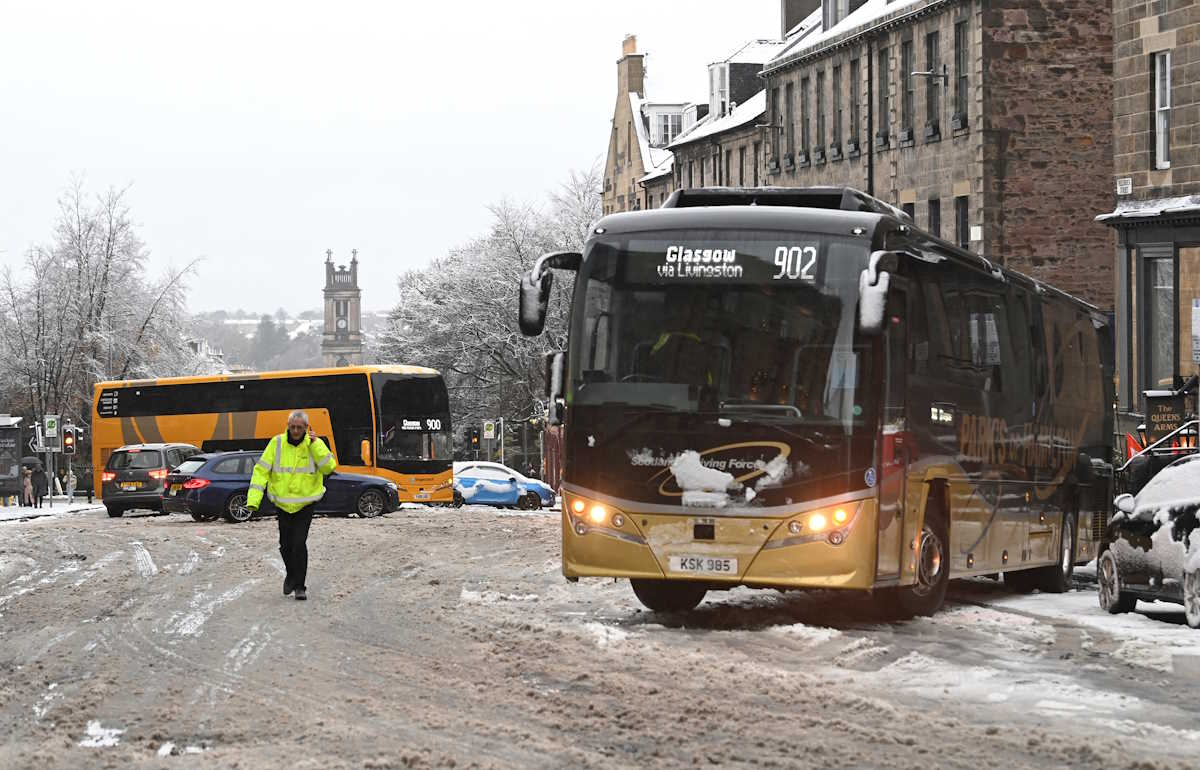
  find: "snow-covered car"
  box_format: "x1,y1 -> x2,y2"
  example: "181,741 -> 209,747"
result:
452,461 -> 554,510
1101,454 -> 1200,627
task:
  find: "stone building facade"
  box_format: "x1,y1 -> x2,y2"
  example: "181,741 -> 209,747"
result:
1099,0 -> 1200,415
758,0 -> 1114,307
321,249 -> 363,368
601,36 -> 685,216
626,1 -> 1114,311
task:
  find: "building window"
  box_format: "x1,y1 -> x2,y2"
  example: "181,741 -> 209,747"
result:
901,39 -> 914,134
955,196 -> 969,249
832,65 -> 843,149
902,202 -> 915,220
738,146 -> 746,186
850,58 -> 861,147
771,88 -> 782,162
714,152 -> 721,185
928,198 -> 941,238
725,149 -> 732,187
801,77 -> 811,157
1154,51 -> 1171,170
785,82 -> 796,160
627,120 -> 632,166
658,113 -> 682,145
688,160 -> 694,188
954,21 -> 969,124
1145,256 -> 1175,389
877,47 -> 890,144
753,142 -> 761,186
926,30 -> 941,136
816,70 -> 826,155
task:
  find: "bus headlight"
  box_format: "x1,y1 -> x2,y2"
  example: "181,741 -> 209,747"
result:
809,513 -> 828,532
572,499 -> 586,514
588,505 -> 607,525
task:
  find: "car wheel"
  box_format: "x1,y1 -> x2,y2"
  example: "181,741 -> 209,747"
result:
518,492 -> 540,511
105,504 -> 123,518
357,489 -> 385,518
223,492 -> 253,523
1098,549 -> 1137,614
630,579 -> 707,613
190,511 -> 208,522
1184,570 -> 1200,629
451,490 -> 464,508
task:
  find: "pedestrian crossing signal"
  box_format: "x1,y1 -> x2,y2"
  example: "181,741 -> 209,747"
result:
63,428 -> 76,455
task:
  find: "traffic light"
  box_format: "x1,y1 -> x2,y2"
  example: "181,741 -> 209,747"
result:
469,428 -> 481,449
62,427 -> 76,455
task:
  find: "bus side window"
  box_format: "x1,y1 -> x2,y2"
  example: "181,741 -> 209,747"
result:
907,279 -> 931,376
920,274 -> 956,369
1005,291 -> 1035,422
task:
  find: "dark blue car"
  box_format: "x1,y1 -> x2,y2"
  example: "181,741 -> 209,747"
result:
161,451 -> 400,523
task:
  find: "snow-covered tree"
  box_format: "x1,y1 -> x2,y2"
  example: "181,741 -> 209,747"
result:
0,179 -> 215,425
377,164 -> 601,435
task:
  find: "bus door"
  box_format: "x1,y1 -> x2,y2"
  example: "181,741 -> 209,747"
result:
877,279 -> 910,582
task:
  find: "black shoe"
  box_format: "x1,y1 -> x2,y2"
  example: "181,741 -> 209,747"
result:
294,588 -> 307,601
283,577 -> 294,596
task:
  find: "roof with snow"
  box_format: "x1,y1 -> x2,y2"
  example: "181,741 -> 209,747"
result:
629,92 -> 672,175
667,90 -> 766,150
1096,195 -> 1200,223
765,0 -> 926,74
717,39 -> 787,65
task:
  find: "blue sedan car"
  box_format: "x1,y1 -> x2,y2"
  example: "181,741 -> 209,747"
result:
452,461 -> 555,510
162,451 -> 400,522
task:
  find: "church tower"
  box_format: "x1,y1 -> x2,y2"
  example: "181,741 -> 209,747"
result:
321,249 -> 364,367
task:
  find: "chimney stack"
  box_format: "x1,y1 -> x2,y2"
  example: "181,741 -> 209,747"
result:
616,34 -> 644,98
780,0 -> 821,39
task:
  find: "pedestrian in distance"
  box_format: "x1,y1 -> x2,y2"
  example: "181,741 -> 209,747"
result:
22,467 -> 33,507
246,410 -> 337,601
31,466 -> 49,508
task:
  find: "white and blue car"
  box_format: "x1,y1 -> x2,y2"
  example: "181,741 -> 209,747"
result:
452,461 -> 555,510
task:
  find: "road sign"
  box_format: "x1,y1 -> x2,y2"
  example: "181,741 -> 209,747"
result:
483,420 -> 496,440
43,415 -> 61,451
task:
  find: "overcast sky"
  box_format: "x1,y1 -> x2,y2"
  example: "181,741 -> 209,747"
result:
0,1 -> 779,314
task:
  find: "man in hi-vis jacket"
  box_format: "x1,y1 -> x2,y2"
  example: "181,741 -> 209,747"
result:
247,410 -> 337,600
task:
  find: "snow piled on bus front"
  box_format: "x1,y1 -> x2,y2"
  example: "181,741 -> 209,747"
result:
666,450 -> 799,508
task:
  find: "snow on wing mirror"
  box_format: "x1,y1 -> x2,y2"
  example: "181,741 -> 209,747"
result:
1114,493 -> 1135,515
519,251 -> 581,337
858,250 -> 897,335
546,351 -> 566,426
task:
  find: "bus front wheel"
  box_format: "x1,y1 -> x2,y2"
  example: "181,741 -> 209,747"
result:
630,579 -> 707,613
895,508 -> 949,617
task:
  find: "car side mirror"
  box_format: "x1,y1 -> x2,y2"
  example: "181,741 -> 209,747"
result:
858,250 -> 899,335
508,477 -> 517,483
545,351 -> 567,426
1114,493 -> 1135,515
518,251 -> 581,337
360,439 -> 371,466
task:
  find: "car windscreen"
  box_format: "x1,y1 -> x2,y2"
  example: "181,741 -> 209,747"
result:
107,450 -> 164,470
174,458 -> 207,475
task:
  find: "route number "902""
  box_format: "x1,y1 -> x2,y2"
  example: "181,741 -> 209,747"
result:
773,246 -> 818,281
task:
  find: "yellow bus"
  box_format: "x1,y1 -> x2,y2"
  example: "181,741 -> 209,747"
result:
92,366 -> 453,503
518,187 -> 1114,616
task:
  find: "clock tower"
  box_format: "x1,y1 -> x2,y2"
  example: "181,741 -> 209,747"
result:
321,249 -> 364,367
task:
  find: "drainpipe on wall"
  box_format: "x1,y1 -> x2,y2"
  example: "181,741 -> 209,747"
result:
866,37 -> 875,198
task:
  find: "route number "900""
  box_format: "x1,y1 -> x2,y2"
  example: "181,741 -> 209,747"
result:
773,246 -> 818,281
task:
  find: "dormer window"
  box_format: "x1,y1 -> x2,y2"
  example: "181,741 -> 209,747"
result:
823,0 -> 868,30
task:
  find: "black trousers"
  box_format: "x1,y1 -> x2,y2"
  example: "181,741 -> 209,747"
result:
278,503 -> 315,590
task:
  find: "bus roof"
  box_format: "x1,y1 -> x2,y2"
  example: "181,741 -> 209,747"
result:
95,364 -> 442,390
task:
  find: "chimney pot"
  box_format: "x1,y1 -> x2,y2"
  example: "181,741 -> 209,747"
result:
622,34 -> 637,56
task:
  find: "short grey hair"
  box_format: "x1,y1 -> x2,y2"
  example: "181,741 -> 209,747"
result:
287,410 -> 309,425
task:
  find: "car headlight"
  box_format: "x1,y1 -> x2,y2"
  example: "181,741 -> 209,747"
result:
387,482 -> 398,490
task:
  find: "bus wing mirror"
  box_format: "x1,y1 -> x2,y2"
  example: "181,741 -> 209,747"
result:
360,439 -> 371,466
858,250 -> 899,335
546,350 -> 566,426
519,251 -> 581,337
1114,493 -> 1134,515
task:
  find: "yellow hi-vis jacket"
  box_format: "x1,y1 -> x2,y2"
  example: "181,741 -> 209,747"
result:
247,433 -> 337,514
